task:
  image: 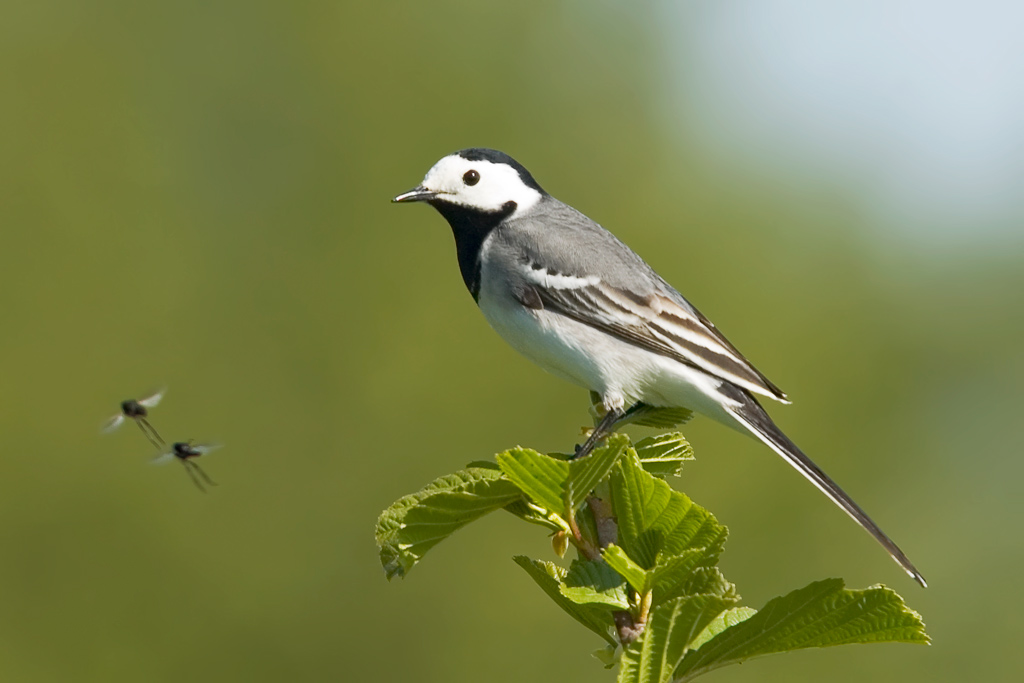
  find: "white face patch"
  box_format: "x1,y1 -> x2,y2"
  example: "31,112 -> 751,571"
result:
420,155 -> 543,214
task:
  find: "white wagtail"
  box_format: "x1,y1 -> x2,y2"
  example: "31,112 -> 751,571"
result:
393,148 -> 925,587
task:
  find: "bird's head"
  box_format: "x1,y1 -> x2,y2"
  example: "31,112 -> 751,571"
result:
393,148 -> 546,216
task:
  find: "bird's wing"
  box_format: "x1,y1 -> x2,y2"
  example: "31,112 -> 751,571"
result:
520,263 -> 787,401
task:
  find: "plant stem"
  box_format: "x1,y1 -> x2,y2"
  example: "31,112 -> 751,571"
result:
613,612 -> 644,645
636,590 -> 653,630
587,492 -> 644,646
567,508 -> 600,561
587,494 -> 618,549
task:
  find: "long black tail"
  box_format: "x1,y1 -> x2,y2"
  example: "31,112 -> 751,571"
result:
726,389 -> 926,587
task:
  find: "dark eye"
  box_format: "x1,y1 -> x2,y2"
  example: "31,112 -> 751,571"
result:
463,170 -> 480,186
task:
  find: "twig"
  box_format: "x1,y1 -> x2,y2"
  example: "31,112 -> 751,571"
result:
567,507 -> 601,561
587,492 -> 644,646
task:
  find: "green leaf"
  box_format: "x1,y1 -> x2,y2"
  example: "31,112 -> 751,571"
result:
687,607 -> 757,652
602,544 -> 650,594
610,452 -> 728,569
667,567 -> 738,604
634,433 -> 694,462
560,559 -> 632,610
574,498 -> 602,551
375,467 -> 523,580
502,498 -> 566,532
673,579 -> 930,682
626,405 -> 695,429
617,595 -> 737,683
588,392 -> 693,430
566,434 -> 630,510
648,551 -> 736,607
635,433 -> 694,479
496,447 -> 569,516
593,644 -> 619,669
610,452 -> 669,568
463,460 -> 501,470
513,556 -> 617,646
498,439 -> 627,522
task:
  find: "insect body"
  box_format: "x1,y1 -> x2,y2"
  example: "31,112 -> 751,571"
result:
153,441 -> 220,492
103,389 -> 166,448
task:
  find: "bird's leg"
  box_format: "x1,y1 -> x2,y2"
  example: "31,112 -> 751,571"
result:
612,402 -> 648,429
572,406 -> 625,460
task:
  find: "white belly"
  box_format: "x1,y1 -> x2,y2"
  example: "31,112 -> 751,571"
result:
475,269 -> 738,426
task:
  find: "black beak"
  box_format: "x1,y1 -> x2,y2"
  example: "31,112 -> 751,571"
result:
392,186 -> 438,203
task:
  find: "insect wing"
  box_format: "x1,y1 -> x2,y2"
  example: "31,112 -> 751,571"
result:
101,414 -> 126,433
138,388 -> 166,409
191,443 -> 222,457
151,450 -> 177,465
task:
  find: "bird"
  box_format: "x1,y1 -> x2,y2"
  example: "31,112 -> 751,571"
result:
392,148 -> 926,587
153,441 -> 220,492
102,389 -> 166,449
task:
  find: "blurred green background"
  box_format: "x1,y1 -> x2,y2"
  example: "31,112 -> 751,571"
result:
2,1 -> 1021,681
